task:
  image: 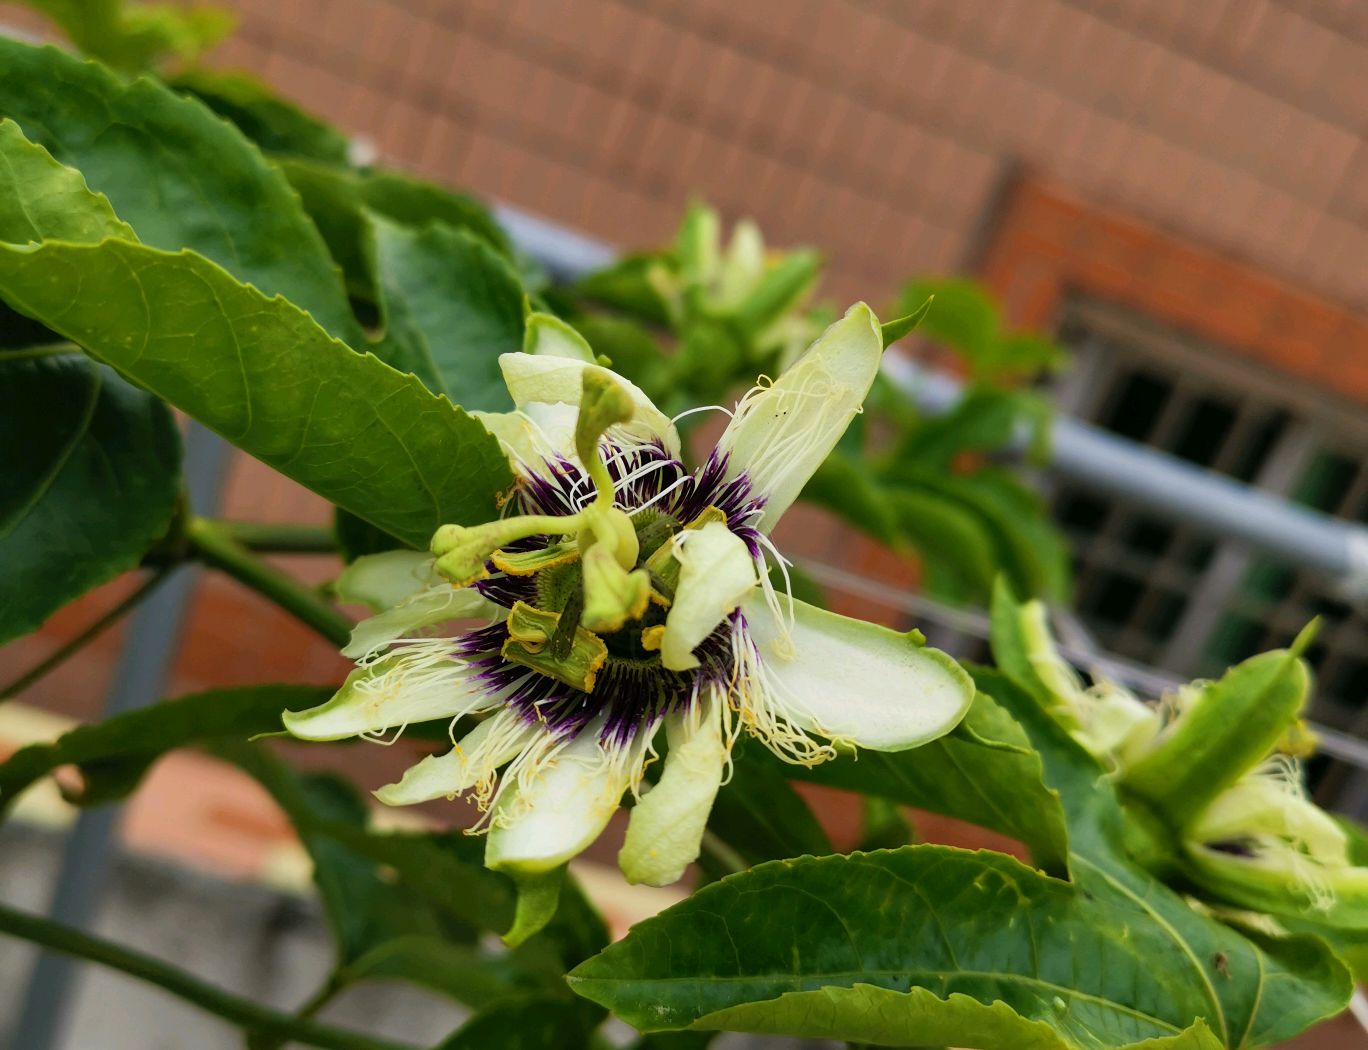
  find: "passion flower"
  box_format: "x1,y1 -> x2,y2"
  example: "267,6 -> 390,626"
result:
283,303 -> 972,922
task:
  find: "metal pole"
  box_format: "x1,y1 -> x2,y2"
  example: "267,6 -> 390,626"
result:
11,422 -> 231,1050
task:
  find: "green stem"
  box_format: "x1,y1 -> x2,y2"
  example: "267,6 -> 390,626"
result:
699,829 -> 747,876
215,520 -> 339,555
0,567 -> 173,701
185,517 -> 352,648
0,902 -> 415,1050
252,972 -> 345,1050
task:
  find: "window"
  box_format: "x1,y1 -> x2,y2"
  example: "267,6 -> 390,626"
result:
1050,299 -> 1368,802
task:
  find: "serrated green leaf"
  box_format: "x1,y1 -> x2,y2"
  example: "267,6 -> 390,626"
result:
0,118 -> 134,244
280,158 -> 512,300
434,995 -> 598,1050
785,691 -> 1070,874
0,352 -> 180,644
697,987 -> 1222,1050
906,468 -> 1071,602
369,213 -> 523,411
887,486 -> 1000,599
570,845 -> 1239,1043
0,684 -> 329,816
576,253 -> 673,326
20,0 -> 235,72
0,239 -> 512,549
971,665 -> 1352,1049
169,68 -> 350,164
0,38 -> 356,340
0,118 -> 180,642
336,934 -> 530,1007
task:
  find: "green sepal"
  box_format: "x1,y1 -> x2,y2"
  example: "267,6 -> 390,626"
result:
879,295 -> 934,348
502,865 -> 567,948
1120,648 -> 1310,830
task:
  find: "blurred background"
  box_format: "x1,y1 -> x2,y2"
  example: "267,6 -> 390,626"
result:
2,1 -> 1367,1047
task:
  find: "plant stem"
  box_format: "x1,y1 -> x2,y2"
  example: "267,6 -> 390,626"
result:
699,829 -> 747,876
216,520 -> 339,555
185,517 -> 352,648
0,902 -> 415,1050
0,567 -> 173,701
251,972 -> 345,1050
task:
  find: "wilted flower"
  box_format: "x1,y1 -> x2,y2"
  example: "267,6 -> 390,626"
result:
284,303 -> 972,920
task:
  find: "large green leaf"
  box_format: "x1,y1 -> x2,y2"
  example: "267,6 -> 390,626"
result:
0,118 -> 180,641
785,691 -> 1070,874
571,665 -> 1350,1046
570,845 -> 1240,1045
169,68 -> 350,164
370,214 -> 523,412
0,239 -> 513,548
903,468 -> 1071,602
280,158 -> 512,301
18,0 -> 235,72
0,38 -> 356,340
334,934 -> 530,1007
0,352 -> 180,644
0,684 -> 329,816
434,996 -> 599,1050
970,667 -> 1352,1049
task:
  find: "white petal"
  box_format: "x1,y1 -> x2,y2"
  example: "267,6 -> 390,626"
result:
523,312 -> 595,362
485,723 -> 635,874
342,584 -> 495,660
619,693 -> 726,885
742,592 -> 973,751
498,353 -> 680,456
717,302 -> 882,531
334,550 -> 436,611
473,403 -> 580,466
375,710 -> 534,806
661,522 -> 758,671
283,646 -> 494,741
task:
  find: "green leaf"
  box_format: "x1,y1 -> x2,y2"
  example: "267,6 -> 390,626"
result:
0,352 -> 180,644
700,989 -> 1222,1050
887,486 -> 1001,599
280,158 -> 512,300
0,120 -> 181,641
435,995 -> 598,1050
335,934 -> 530,1007
0,38 -> 356,340
898,278 -> 998,366
786,691 -> 1070,874
802,451 -> 904,549
20,0 -> 235,72
570,845 -> 1244,1044
906,468 -> 1071,602
701,739 -> 832,880
0,684 -> 329,816
169,68 -> 350,163
0,239 -> 513,549
369,213 -> 523,411
0,118 -> 135,244
972,666 -> 1352,1049
575,253 -> 672,326
891,387 -> 1028,470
